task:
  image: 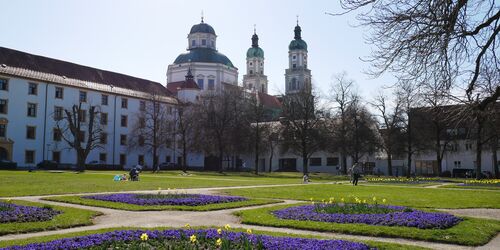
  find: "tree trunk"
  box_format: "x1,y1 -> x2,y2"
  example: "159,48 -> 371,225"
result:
302,153 -> 308,175
476,125 -> 483,180
493,142 -> 498,178
182,139 -> 187,173
387,151 -> 393,176
341,153 -> 347,175
435,126 -> 443,176
254,123 -> 259,175
268,144 -> 274,173
77,150 -> 85,172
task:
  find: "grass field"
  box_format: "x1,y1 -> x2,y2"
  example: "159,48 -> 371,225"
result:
0,226 -> 429,250
0,200 -> 100,236
0,170 -> 326,197
44,195 -> 282,211
234,203 -> 500,246
221,183 -> 500,208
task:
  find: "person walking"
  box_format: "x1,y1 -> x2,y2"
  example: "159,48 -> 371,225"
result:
352,162 -> 361,186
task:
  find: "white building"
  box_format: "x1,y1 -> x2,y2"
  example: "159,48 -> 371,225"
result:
0,47 -> 177,169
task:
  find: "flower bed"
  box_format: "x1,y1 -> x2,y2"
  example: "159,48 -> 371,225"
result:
0,202 -> 60,223
0,228 -> 373,250
273,203 -> 461,229
463,179 -> 500,186
83,193 -> 247,206
366,177 -> 441,184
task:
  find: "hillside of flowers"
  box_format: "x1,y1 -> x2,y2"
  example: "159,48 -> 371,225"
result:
0,201 -> 60,223
83,193 -> 247,206
0,228 -> 374,250
273,197 -> 461,229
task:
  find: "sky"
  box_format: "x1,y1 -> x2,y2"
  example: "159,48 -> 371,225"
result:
0,0 -> 395,98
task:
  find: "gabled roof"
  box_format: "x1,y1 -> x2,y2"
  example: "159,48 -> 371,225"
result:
0,46 -> 170,96
258,92 -> 282,109
166,79 -> 200,95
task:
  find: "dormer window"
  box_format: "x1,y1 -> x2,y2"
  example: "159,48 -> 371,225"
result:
202,39 -> 206,46
191,40 -> 196,46
292,55 -> 296,59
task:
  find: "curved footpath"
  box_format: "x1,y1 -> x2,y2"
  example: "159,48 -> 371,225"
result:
0,184 -> 499,250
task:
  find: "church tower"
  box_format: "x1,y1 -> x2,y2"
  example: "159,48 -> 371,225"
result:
285,19 -> 311,94
243,27 -> 268,93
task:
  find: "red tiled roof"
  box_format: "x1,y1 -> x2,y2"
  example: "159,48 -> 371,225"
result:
166,79 -> 200,95
0,46 -> 170,96
258,92 -> 282,109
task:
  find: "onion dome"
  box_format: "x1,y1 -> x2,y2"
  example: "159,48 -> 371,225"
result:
246,32 -> 264,58
189,21 -> 216,35
174,48 -> 235,68
289,24 -> 307,51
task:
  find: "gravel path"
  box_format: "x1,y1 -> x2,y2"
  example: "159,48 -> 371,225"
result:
0,184 -> 499,250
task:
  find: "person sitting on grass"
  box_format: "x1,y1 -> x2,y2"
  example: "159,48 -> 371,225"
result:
120,173 -> 128,181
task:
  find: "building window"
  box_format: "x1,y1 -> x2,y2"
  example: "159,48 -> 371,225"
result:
25,150 -> 35,164
100,132 -> 107,144
26,126 -> 36,139
197,79 -> 204,89
202,39 -> 206,46
99,153 -> 107,163
454,161 -> 462,168
138,117 -> 146,128
101,94 -> 108,105
208,79 -> 215,90
191,40 -> 196,46
78,109 -> 86,123
100,113 -> 108,125
139,135 -> 145,146
166,155 -> 171,163
292,63 -> 296,68
52,151 -> 61,163
167,106 -> 173,114
78,131 -> 85,142
250,70 -> 253,74
53,128 -> 62,141
121,115 -> 127,127
0,99 -> 7,114
53,106 -> 63,120
28,83 -> 38,95
120,154 -> 127,166
121,98 -> 128,109
0,78 -> 8,91
249,62 -> 253,66
292,55 -> 296,59
55,87 -> 64,99
27,103 -> 37,117
79,91 -> 87,103
309,158 -> 322,166
139,101 -> 146,111
120,134 -> 127,145
138,155 -> 144,165
326,157 -> 339,166
0,124 -> 6,137
465,143 -> 473,150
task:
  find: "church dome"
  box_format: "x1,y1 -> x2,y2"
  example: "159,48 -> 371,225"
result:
174,48 -> 235,68
289,24 -> 308,51
246,47 -> 264,58
289,39 -> 307,51
189,22 -> 216,35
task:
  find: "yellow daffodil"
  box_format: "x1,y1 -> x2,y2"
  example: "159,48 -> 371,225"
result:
382,199 -> 387,203
372,197 -> 377,202
224,224 -> 231,230
246,228 -> 252,234
310,197 -> 313,201
184,223 -> 190,228
363,199 -> 367,203
140,233 -> 148,241
216,238 -> 223,246
190,234 -> 197,243
217,228 -> 222,234
6,199 -> 11,203
341,198 -> 344,202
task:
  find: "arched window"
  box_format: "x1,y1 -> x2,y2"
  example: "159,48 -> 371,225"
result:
291,78 -> 297,90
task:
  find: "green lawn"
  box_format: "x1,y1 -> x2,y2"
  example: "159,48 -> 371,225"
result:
0,170 -> 319,197
0,200 -> 100,236
235,203 -> 500,246
221,183 -> 500,208
0,226 -> 429,250
438,184 -> 500,191
44,195 -> 281,211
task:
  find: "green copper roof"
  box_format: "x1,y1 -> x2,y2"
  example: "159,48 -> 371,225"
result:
289,39 -> 308,51
246,47 -> 264,58
189,22 -> 216,35
174,48 -> 235,68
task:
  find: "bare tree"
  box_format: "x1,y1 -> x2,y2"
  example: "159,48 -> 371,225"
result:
334,0 -> 500,108
56,103 -> 102,172
174,102 -> 197,173
128,94 -> 171,172
246,93 -> 270,175
371,91 -> 405,176
280,88 -> 327,175
328,72 -> 355,174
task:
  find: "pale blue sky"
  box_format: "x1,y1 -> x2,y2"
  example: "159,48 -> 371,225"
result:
0,0 -> 394,97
